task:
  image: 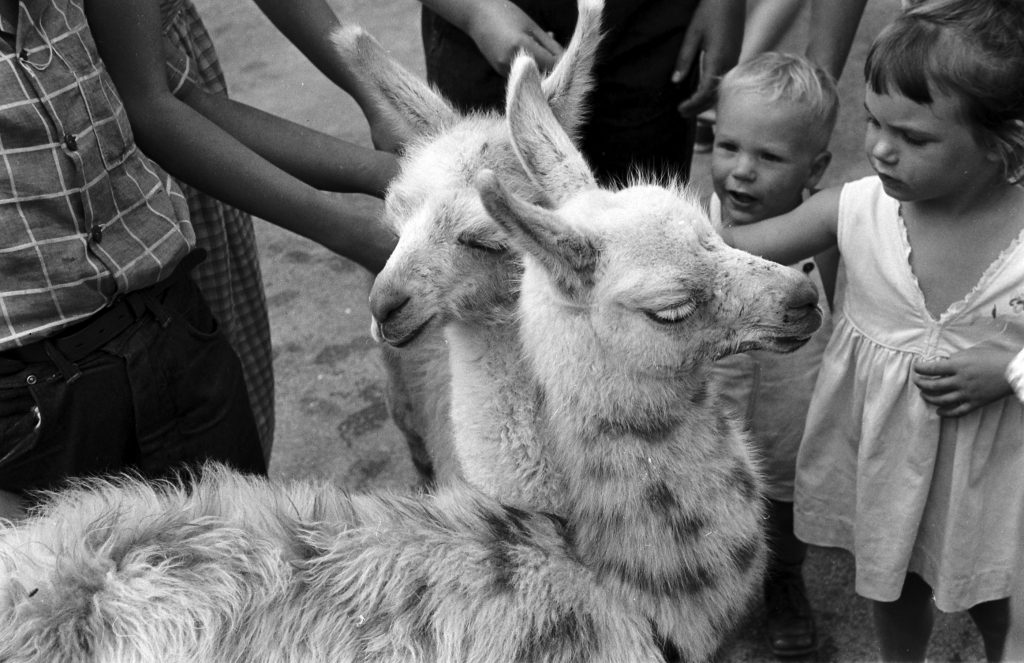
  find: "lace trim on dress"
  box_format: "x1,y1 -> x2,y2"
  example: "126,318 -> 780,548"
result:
896,205 -> 1024,324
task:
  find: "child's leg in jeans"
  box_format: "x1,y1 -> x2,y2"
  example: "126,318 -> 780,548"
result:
967,597 -> 1009,662
871,572 -> 933,662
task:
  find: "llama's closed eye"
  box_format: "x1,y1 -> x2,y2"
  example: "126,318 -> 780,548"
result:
457,231 -> 508,254
644,301 -> 697,324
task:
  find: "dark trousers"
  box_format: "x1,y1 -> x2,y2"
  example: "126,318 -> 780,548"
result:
0,260 -> 266,495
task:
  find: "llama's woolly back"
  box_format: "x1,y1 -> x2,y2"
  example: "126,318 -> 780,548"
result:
0,466 -> 662,663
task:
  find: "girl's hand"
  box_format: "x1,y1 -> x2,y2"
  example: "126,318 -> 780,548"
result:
464,1 -> 563,76
912,346 -> 1015,418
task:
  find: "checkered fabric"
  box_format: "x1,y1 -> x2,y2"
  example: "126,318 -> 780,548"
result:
162,0 -> 276,459
0,0 -> 194,350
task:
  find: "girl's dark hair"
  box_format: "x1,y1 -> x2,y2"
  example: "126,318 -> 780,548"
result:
865,0 -> 1024,181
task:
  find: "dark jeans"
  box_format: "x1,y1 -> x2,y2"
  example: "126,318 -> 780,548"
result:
421,0 -> 700,185
0,267 -> 266,495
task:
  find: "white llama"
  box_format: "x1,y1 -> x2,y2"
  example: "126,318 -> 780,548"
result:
344,0 -> 602,493
352,1 -> 602,506
0,54 -> 823,663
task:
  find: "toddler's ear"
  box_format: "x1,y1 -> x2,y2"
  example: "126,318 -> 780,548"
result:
805,150 -> 832,191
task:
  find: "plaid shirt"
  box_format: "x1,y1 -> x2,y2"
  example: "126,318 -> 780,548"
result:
0,0 -> 195,350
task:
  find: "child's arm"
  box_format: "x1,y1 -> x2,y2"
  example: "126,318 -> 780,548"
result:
806,0 -> 869,81
721,186 -> 842,265
250,0 -> 419,152
672,0 -> 745,117
85,0 -> 395,274
415,0 -> 564,75
913,347 -> 1017,418
171,74 -> 397,199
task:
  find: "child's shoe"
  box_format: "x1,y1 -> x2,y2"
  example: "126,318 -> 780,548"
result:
764,563 -> 818,658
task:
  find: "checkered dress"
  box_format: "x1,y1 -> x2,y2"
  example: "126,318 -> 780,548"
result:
161,0 -> 275,460
0,0 -> 194,349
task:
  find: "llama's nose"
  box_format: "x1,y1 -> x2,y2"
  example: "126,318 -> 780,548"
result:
784,278 -> 820,321
369,289 -> 411,326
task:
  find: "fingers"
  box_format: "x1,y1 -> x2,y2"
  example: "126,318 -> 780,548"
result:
914,372 -> 982,418
917,386 -> 959,406
671,43 -> 699,85
671,18 -> 702,86
912,370 -> 959,403
936,401 -> 974,418
676,77 -> 716,117
516,29 -> 560,72
913,368 -> 966,417
530,28 -> 564,58
917,387 -> 972,417
912,357 -> 953,378
912,357 -> 967,418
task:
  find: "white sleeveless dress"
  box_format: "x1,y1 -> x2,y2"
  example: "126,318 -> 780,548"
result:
794,176 -> 1024,612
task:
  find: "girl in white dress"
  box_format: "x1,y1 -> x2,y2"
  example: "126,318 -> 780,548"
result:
723,1 -> 1024,660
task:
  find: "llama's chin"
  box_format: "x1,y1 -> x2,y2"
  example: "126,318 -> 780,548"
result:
724,330 -> 815,357
759,334 -> 814,354
757,305 -> 823,353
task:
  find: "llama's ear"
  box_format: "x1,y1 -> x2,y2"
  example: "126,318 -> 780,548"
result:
541,0 -> 603,140
476,169 -> 599,297
331,26 -> 458,148
506,55 -> 598,207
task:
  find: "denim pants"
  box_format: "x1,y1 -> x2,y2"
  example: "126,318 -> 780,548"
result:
0,273 -> 266,494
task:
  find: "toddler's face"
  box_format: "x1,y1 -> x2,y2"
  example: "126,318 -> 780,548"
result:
711,90 -> 828,226
864,88 -> 999,203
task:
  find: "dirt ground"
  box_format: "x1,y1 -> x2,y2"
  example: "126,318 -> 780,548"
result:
191,0 -> 987,660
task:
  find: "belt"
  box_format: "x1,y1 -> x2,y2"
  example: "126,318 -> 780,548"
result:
0,250 -> 205,369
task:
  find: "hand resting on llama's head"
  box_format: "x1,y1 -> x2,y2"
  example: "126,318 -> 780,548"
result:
349,0 -> 603,500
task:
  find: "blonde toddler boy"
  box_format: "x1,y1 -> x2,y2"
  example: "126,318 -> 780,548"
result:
706,51 -> 839,659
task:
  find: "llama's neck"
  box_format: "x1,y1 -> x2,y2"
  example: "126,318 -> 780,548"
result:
523,300 -> 720,456
521,288 -> 765,651
445,318 -> 563,511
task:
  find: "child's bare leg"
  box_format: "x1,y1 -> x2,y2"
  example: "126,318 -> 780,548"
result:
871,573 -> 934,662
968,597 -> 1009,662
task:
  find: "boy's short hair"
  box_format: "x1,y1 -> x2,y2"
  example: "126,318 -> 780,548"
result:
718,52 -> 839,153
865,0 -> 1024,182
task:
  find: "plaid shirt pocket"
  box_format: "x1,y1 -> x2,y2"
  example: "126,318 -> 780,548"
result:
0,0 -> 194,350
